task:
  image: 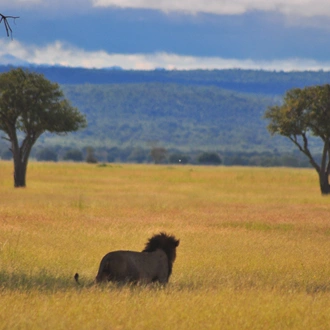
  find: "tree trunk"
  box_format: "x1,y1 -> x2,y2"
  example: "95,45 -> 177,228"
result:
319,172 -> 330,195
11,137 -> 34,188
14,159 -> 28,187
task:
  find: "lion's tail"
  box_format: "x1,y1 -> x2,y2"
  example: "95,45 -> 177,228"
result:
74,273 -> 96,287
74,273 -> 80,285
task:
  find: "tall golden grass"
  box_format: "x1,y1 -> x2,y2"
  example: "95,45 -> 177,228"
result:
1,161 -> 330,329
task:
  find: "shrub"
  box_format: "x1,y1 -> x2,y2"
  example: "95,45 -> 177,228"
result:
150,147 -> 167,164
85,147 -> 98,164
63,149 -> 83,162
36,148 -> 58,162
127,148 -> 148,163
197,152 -> 222,165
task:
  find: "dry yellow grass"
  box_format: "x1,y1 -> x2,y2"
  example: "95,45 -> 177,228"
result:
1,161 -> 330,329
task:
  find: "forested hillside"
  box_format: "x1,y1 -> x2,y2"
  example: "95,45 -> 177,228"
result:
37,83 -> 283,152
0,66 -> 328,165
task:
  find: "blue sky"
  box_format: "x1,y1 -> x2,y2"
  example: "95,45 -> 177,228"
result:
1,0 -> 330,70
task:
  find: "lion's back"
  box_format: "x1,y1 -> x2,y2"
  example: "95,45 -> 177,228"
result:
96,249 -> 169,283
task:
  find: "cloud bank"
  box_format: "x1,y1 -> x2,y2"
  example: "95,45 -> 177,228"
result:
2,0 -> 330,18
1,39 -> 330,72
93,0 -> 330,17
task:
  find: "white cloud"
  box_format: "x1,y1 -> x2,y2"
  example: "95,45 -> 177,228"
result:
92,0 -> 330,17
2,0 -> 330,18
1,39 -> 330,72
1,0 -> 330,24
1,0 -> 330,18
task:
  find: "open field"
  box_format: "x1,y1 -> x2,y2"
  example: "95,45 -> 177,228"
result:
1,161 -> 330,329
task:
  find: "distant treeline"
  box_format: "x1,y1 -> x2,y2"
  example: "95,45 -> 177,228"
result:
0,143 -> 313,168
1,65 -> 330,95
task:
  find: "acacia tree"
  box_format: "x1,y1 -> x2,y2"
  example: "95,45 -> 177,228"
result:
264,84 -> 330,195
0,68 -> 87,187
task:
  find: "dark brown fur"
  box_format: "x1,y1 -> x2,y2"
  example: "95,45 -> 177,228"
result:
74,232 -> 179,285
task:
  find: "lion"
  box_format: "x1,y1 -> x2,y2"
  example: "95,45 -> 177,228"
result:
74,232 -> 180,285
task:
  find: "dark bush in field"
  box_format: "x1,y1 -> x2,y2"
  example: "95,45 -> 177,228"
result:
63,149 -> 83,162
36,148 -> 58,162
197,152 -> 222,165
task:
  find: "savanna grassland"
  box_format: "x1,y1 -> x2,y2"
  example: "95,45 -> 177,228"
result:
1,161 -> 330,329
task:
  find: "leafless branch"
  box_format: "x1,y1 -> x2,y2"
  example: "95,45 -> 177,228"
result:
0,13 -> 19,39
288,133 -> 321,173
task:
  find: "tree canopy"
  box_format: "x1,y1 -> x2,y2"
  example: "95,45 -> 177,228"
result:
0,68 -> 87,187
264,84 -> 330,194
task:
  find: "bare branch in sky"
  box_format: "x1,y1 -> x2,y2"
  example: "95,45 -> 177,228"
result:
0,13 -> 19,39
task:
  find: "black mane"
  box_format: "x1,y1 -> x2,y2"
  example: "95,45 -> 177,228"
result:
142,232 -> 180,278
